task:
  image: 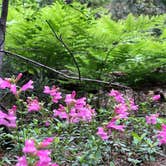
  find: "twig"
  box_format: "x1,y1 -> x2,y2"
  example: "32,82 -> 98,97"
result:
46,20 -> 81,81
1,50 -> 130,89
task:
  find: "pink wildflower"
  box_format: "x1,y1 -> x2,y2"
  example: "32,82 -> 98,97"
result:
52,92 -> 62,103
43,86 -> 51,94
0,110 -> 7,118
39,137 -> 54,148
146,113 -> 159,125
0,78 -> 11,89
96,127 -> 109,140
53,105 -> 68,119
77,106 -> 95,122
129,98 -> 138,111
45,121 -> 50,127
69,108 -> 78,123
157,124 -> 166,145
10,84 -> 17,95
16,156 -> 28,166
7,105 -> 17,128
36,150 -> 51,166
21,80 -> 33,91
8,105 -> 17,113
54,91 -> 95,123
152,95 -> 160,101
15,73 -> 23,82
107,118 -> 125,131
0,118 -> 9,127
109,89 -> 121,97
7,114 -> 16,128
65,91 -> 76,105
51,163 -> 59,166
0,106 -> 17,128
44,85 -> 56,96
114,104 -> 129,119
27,98 -> 41,112
23,139 -> 37,154
44,86 -> 62,103
75,97 -> 86,108
109,89 -> 125,103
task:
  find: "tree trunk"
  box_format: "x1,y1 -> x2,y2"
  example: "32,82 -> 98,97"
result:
0,0 -> 9,72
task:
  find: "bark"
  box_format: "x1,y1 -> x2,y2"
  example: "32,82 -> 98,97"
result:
0,0 -> 9,72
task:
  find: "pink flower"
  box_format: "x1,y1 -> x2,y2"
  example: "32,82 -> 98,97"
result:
107,119 -> 125,131
157,124 -> 166,145
96,127 -> 109,140
78,106 -> 95,122
109,89 -> 121,97
36,162 -> 50,166
21,80 -> 34,91
16,156 -> 28,166
43,86 -> 51,94
39,137 -> 54,148
7,113 -> 17,128
52,92 -> 62,103
146,113 -> 159,125
75,97 -> 86,108
44,85 -> 57,96
65,91 -> 76,105
27,98 -> 41,112
23,139 -> 37,154
152,95 -> 160,101
15,73 -> 23,82
0,110 -> 8,119
0,106 -> 17,128
45,121 -> 50,127
0,118 -> 9,127
129,98 -> 138,111
109,89 -> 125,103
69,108 -> 78,123
53,105 -> 68,119
44,86 -> 62,103
36,150 -> 51,166
8,105 -> 17,113
53,91 -> 95,123
114,104 -> 129,119
8,106 -> 17,128
10,84 -> 17,95
0,78 -> 11,89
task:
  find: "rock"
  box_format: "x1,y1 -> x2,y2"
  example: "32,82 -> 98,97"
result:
107,0 -> 166,19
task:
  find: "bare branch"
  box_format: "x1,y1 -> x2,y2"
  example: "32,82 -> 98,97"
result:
1,50 -> 130,89
46,20 -> 81,81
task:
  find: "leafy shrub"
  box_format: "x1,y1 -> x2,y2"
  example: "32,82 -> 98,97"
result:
6,1 -> 166,86
0,73 -> 166,165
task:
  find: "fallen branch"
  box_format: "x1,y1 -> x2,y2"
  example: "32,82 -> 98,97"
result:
1,50 -> 130,89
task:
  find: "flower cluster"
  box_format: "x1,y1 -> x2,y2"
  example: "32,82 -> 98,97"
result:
16,138 -> 58,166
146,113 -> 159,125
97,89 -> 138,140
157,124 -> 166,145
0,105 -> 17,128
0,73 -> 33,96
27,97 -> 41,112
53,91 -> 95,123
44,86 -> 62,103
152,94 -> 160,101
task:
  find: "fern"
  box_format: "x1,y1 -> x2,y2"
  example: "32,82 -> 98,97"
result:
6,1 -> 166,85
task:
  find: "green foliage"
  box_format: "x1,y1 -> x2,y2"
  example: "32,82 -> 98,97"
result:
0,73 -> 165,165
6,1 -> 166,86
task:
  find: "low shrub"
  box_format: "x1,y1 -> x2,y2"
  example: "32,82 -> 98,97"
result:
0,73 -> 165,165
